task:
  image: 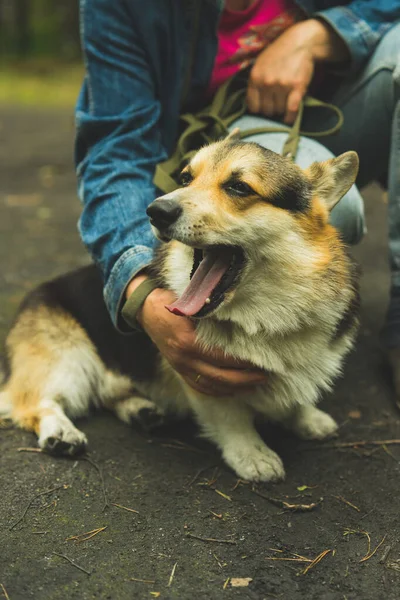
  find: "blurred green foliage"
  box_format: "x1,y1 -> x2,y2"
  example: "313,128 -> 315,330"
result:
1,0 -> 80,60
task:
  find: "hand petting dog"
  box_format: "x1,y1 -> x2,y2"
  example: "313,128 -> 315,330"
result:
247,18 -> 349,123
129,280 -> 267,397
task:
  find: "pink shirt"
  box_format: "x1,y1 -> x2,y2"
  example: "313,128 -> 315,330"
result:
208,0 -> 304,96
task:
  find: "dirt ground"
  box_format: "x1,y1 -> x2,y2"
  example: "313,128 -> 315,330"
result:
0,106 -> 399,600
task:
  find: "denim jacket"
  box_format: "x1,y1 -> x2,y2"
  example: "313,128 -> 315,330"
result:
76,0 -> 400,330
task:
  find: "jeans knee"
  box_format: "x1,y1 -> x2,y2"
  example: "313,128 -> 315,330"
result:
369,23 -> 400,86
329,187 -> 366,246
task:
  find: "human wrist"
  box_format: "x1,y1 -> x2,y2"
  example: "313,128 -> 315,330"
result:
123,274 -> 159,330
126,273 -> 149,300
292,18 -> 348,63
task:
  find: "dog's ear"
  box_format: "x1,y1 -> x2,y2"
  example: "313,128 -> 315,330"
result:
305,151 -> 359,211
225,127 -> 241,141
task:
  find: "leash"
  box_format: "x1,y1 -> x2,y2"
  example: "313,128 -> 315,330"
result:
154,72 -> 344,195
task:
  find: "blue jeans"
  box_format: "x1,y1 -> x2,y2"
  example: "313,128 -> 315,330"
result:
233,22 -> 400,346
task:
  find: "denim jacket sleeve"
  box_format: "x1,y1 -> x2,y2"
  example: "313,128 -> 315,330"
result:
75,0 -> 168,331
313,1 -> 400,71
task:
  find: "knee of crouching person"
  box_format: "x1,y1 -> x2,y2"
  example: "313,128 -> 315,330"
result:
329,187 -> 366,246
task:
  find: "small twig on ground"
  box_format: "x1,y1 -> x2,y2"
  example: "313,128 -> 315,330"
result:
206,467 -> 220,487
215,490 -> 232,502
9,484 -> 67,531
213,553 -> 226,569
129,577 -> 156,584
111,503 -> 139,514
208,510 -> 223,519
160,439 -> 207,454
334,496 -> 361,512
329,439 -> 400,449
231,479 -> 248,491
186,533 -> 236,545
360,535 -> 386,563
252,488 -> 321,512
223,578 -> 230,589
301,549 -> 333,575
52,552 -> 91,576
66,526 -> 107,543
17,447 -> 43,453
167,562 -> 177,587
1,583 -> 11,600
185,465 -> 216,488
81,456 -> 108,511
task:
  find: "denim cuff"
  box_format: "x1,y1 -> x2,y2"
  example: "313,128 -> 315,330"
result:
104,246 -> 154,333
314,6 -> 379,73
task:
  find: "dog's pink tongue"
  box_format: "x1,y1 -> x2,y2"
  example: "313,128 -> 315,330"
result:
166,250 -> 231,317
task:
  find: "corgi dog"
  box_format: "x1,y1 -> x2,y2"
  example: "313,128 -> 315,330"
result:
0,137 -> 360,482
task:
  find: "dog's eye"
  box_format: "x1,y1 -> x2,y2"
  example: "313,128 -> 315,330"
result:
179,171 -> 193,187
224,180 -> 255,197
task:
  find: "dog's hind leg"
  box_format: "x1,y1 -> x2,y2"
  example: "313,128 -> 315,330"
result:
186,390 -> 285,482
3,307 -> 109,455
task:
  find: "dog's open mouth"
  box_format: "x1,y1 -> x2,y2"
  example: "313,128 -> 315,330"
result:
166,246 -> 245,318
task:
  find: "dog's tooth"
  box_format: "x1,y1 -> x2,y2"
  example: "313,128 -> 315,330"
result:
205,298 -> 211,304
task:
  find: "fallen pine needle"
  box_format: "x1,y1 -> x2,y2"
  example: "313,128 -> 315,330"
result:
265,557 -> 312,563
80,456 -> 108,512
53,552 -> 91,575
344,528 -> 371,557
129,577 -> 155,584
1,583 -> 10,600
301,549 -> 333,575
215,490 -> 232,502
186,533 -> 236,545
252,488 -> 321,512
185,465 -> 216,488
17,447 -> 43,453
111,502 -> 139,514
223,578 -> 230,590
208,510 -> 223,519
66,526 -> 107,543
334,496 -> 361,512
332,439 -> 400,448
9,484 -> 67,531
150,593 -> 161,598
213,553 -> 226,569
167,562 -> 177,587
360,535 -> 387,563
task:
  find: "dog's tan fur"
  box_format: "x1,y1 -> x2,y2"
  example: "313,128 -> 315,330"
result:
0,139 -> 359,480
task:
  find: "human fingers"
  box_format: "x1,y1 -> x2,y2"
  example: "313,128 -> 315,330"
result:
246,83 -> 261,114
284,87 -> 305,124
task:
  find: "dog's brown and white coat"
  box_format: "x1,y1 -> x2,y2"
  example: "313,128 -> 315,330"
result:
0,138 -> 359,481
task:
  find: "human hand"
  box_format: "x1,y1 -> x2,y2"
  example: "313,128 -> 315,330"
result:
127,276 -> 268,396
247,18 -> 348,124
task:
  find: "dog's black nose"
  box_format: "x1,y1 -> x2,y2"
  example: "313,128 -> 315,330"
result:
146,199 -> 182,229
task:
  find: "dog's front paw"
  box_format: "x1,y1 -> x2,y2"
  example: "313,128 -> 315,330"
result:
39,423 -> 88,456
292,406 -> 338,440
223,443 -> 285,482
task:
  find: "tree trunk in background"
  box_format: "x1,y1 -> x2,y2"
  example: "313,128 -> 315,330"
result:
15,0 -> 30,57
